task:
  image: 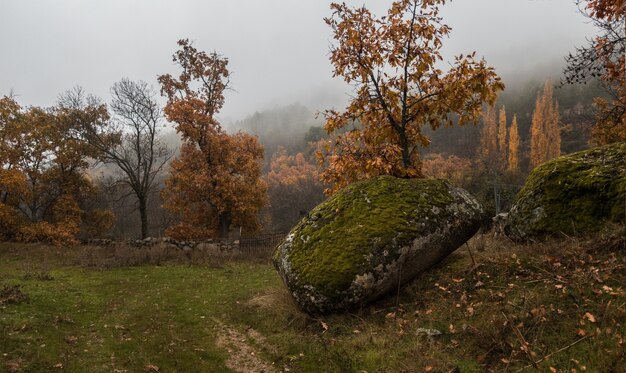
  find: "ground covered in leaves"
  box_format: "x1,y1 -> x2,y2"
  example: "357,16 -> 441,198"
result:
1,227 -> 625,372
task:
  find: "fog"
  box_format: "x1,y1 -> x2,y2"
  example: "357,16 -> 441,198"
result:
0,0 -> 596,123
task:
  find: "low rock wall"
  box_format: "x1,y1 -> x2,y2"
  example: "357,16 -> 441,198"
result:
84,237 -> 241,252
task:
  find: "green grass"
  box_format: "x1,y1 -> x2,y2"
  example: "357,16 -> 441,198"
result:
0,245 -> 277,372
1,229 -> 625,372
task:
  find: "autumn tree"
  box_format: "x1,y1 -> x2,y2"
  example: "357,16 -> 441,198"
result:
497,106 -> 508,165
0,96 -> 27,239
507,114 -> 520,172
158,39 -> 267,239
0,95 -> 113,244
530,81 -> 561,169
64,81 -> 172,239
564,0 -> 625,144
478,104 -> 498,167
266,148 -> 325,232
477,103 -> 503,213
422,153 -> 472,185
318,0 -> 503,193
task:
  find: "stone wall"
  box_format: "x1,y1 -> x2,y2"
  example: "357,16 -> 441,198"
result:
85,237 -> 241,252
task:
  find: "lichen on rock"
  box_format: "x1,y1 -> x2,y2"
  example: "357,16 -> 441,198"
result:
273,175 -> 483,314
504,142 -> 626,241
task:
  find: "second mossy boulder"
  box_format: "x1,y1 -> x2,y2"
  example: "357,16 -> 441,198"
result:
504,142 -> 626,241
273,176 -> 483,314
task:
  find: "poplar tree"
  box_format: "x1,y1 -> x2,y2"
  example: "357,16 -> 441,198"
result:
530,81 -> 560,169
497,106 -> 508,165
507,114 -> 520,172
479,104 -> 498,165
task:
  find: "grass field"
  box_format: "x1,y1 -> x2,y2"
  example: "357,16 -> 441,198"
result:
1,228 -> 625,372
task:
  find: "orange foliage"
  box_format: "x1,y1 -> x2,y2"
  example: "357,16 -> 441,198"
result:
507,115 -> 520,172
567,0 -> 625,144
497,106 -> 508,164
266,148 -> 324,231
591,97 -> 626,144
318,0 -> 503,194
479,104 -> 498,167
586,0 -> 625,21
422,153 -> 472,184
162,137 -> 266,240
0,95 -> 112,245
267,149 -> 321,190
82,209 -> 116,239
16,222 -> 79,246
159,40 -> 267,239
530,81 -> 561,170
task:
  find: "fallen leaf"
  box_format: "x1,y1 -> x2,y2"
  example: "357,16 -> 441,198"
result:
584,312 -> 596,323
5,361 -> 21,373
320,321 -> 328,331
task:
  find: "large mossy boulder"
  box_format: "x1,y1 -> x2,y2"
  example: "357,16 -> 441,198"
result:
504,142 -> 626,241
273,176 -> 483,314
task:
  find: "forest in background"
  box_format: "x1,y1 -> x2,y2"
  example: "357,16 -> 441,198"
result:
108,72 -> 606,239
1,0 -> 623,243
0,70 -> 611,241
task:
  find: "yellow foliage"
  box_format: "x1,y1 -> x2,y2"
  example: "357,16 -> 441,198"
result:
497,106 -> 508,164
479,104 -> 498,166
530,81 -> 561,170
507,115 -> 520,172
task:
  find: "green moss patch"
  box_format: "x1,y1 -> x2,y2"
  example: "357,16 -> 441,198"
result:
275,176 -> 456,301
506,142 -> 625,239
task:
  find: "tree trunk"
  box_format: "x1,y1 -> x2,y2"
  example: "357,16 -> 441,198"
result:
139,196 -> 148,239
218,212 -> 231,239
399,130 -> 411,169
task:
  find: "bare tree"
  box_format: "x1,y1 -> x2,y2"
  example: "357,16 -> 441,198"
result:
108,79 -> 173,239
61,81 -> 172,239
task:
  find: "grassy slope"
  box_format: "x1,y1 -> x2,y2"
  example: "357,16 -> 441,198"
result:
1,230 -> 625,372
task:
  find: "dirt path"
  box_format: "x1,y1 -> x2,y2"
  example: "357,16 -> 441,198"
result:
214,320 -> 276,373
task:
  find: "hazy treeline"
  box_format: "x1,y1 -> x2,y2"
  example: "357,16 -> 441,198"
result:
84,71 -> 605,239
0,70 -> 608,241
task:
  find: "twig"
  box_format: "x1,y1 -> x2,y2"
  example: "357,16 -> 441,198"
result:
502,312 -> 540,372
396,259 -> 403,308
530,265 -> 568,284
503,349 -> 514,373
465,242 -> 478,275
559,230 -> 574,240
523,279 -> 546,284
514,335 -> 592,372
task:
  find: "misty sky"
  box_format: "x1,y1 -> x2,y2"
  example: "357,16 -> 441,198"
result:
0,0 -> 596,123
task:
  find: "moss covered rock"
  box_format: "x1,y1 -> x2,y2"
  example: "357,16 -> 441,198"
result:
504,143 -> 626,241
273,176 -> 483,314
